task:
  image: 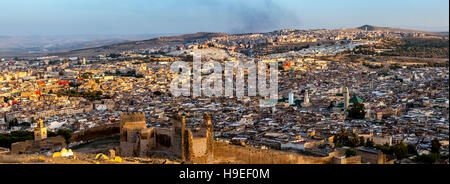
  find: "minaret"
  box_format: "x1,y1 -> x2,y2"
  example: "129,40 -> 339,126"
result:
344,87 -> 349,109
288,92 -> 294,105
34,120 -> 47,141
304,91 -> 310,104
302,90 -> 311,107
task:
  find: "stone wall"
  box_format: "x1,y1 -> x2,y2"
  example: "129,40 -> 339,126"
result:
332,155 -> 362,164
11,136 -> 66,154
212,142 -> 334,164
192,138 -> 207,156
355,147 -> 394,164
70,123 -> 120,143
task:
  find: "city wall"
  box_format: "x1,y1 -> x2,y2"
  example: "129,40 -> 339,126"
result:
70,123 -> 120,143
213,141 -> 333,164
11,136 -> 66,154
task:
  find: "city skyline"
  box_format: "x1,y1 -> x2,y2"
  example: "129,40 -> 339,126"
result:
0,0 -> 449,36
0,0 -> 448,167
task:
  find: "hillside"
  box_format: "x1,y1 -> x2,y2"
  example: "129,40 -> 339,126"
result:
340,25 -> 448,37
356,25 -> 428,33
53,32 -> 228,57
0,35 -> 163,58
0,151 -> 179,164
49,26 -> 447,57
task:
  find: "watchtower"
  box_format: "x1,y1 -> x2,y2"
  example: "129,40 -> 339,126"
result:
119,112 -> 146,156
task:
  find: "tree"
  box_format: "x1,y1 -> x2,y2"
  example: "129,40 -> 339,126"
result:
407,144 -> 418,155
334,128 -> 350,146
153,91 -> 162,96
375,143 -> 393,155
359,137 -> 366,147
0,131 -> 34,148
48,129 -> 73,144
366,138 -> 375,148
416,153 -> 439,164
393,142 -> 408,160
7,118 -> 19,129
345,148 -> 357,158
431,139 -> 441,154
56,129 -> 73,144
20,122 -> 31,127
348,102 -> 366,119
348,133 -> 361,147
31,117 -> 37,124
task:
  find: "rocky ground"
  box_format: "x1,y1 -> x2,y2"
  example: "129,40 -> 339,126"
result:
0,151 -> 180,164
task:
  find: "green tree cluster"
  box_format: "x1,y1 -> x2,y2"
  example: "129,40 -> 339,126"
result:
348,102 -> 366,119
345,148 -> 357,158
0,131 -> 34,148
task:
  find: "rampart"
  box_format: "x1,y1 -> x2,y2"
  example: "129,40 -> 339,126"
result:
11,136 -> 66,154
212,142 -> 361,164
70,123 -> 120,143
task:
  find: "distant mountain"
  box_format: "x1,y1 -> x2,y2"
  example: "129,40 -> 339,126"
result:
357,25 -> 378,31
53,32 -> 228,57
0,34 -> 171,57
431,32 -> 449,38
355,25 -> 429,33
355,25 -> 449,38
4,26 -> 446,58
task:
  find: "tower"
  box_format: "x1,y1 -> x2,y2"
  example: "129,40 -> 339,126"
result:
302,90 -> 311,107
171,113 -> 187,159
288,92 -> 294,105
202,113 -> 214,162
344,87 -> 349,110
119,112 -> 146,157
304,91 -> 310,104
34,120 -> 47,141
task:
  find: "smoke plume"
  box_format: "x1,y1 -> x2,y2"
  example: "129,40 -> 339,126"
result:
191,0 -> 301,33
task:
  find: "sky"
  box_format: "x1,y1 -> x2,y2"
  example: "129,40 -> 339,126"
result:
0,0 -> 448,35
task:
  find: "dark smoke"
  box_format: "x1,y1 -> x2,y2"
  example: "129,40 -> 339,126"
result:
227,0 -> 301,33
190,0 -> 301,33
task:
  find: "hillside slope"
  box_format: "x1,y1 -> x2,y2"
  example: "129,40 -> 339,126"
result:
54,32 -> 228,57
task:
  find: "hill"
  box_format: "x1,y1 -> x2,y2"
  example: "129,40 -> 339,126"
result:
356,25 -> 427,33
0,35 -> 165,58
53,32 -> 228,57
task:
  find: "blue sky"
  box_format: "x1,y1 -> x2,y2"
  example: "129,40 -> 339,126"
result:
0,0 -> 448,35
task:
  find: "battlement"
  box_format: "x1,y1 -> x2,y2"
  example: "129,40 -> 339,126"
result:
120,112 -> 146,124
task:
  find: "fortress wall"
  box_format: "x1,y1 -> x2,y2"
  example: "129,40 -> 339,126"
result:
192,138 -> 207,156
11,136 -> 66,154
70,123 -> 120,143
343,156 -> 361,164
332,155 -> 362,164
213,142 -> 333,164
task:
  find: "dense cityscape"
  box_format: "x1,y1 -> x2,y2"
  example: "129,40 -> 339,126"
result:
0,25 -> 448,164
